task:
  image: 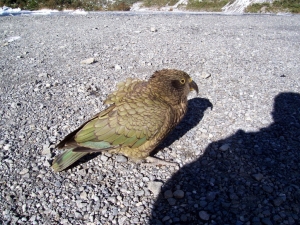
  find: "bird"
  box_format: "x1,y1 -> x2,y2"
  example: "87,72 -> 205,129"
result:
52,69 -> 199,172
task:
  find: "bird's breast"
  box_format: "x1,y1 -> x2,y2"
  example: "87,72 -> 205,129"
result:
173,101 -> 188,124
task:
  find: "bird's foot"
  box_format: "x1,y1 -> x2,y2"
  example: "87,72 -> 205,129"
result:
143,156 -> 179,168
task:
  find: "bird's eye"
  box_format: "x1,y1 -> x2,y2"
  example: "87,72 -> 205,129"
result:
180,79 -> 185,84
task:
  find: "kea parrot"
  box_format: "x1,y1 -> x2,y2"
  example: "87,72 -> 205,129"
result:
52,69 -> 199,172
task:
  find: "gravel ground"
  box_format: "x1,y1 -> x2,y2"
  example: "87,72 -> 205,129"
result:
0,12 -> 300,225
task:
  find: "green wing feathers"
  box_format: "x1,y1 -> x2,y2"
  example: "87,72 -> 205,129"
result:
52,148 -> 88,172
52,142 -> 114,172
52,79 -> 169,172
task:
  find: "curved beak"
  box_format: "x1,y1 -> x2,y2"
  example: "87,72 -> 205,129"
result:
189,80 -> 199,95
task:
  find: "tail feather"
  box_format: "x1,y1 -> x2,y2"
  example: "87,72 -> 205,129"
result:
52,148 -> 88,172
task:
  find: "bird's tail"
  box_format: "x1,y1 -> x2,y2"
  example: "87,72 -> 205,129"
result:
52,148 -> 88,172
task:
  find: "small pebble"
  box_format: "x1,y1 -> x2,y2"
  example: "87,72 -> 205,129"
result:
100,155 -> 108,162
80,191 -> 87,200
80,58 -> 95,64
3,144 -> 10,150
199,211 -> 210,220
148,181 -> 163,196
115,64 -> 122,70
164,190 -> 173,199
219,143 -> 230,151
115,155 -> 127,162
42,144 -> 51,155
167,198 -> 176,206
252,173 -> 264,181
201,71 -> 211,79
173,190 -> 184,199
150,27 -> 157,32
19,168 -> 29,175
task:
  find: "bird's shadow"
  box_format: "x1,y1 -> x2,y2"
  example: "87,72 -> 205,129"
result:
152,97 -> 213,155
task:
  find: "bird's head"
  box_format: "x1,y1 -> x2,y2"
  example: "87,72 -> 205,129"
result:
149,69 -> 199,104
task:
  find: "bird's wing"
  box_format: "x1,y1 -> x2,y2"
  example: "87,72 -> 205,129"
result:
74,97 -> 171,150
55,105 -> 115,149
57,79 -> 147,150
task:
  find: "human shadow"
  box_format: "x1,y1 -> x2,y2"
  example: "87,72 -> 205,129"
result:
150,92 -> 300,225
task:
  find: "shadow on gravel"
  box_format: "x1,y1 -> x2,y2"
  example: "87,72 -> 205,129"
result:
150,92 -> 300,225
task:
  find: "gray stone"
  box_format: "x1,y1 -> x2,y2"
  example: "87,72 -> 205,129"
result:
252,173 -> 264,181
115,64 -> 122,70
19,168 -> 29,175
199,211 -> 210,220
76,200 -> 87,209
60,219 -> 69,224
173,190 -> 184,199
3,144 -> 10,150
162,216 -> 170,222
278,193 -> 286,201
135,190 -> 144,196
150,27 -> 157,32
219,143 -> 230,151
201,71 -> 211,79
42,144 -> 51,155
80,191 -> 87,200
100,155 -> 108,162
38,72 -> 48,78
262,185 -> 273,193
107,197 -> 116,204
167,198 -> 176,206
54,181 -> 61,187
80,58 -> 95,64
164,190 -> 173,199
118,216 -> 127,225
115,155 -> 127,162
273,197 -> 284,206
148,181 -> 163,196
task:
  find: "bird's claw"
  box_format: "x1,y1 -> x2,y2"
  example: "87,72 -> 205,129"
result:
143,156 -> 179,169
